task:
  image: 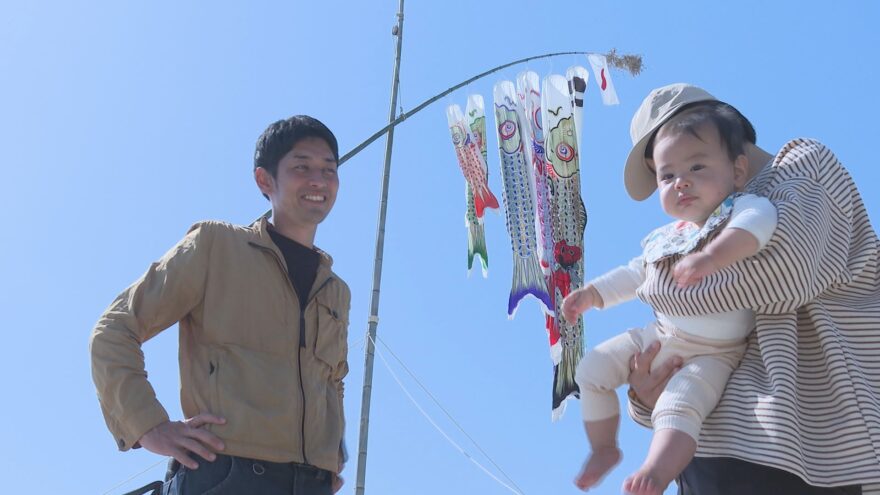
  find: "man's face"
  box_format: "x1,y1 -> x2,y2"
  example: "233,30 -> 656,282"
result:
260,137 -> 339,234
650,122 -> 745,227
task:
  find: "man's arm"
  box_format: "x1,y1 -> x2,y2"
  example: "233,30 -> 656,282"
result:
333,438 -> 347,493
89,223 -> 224,467
331,288 -> 351,493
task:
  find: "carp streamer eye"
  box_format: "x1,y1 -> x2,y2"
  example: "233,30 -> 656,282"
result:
500,120 -> 517,140
556,142 -> 574,162
451,125 -> 465,145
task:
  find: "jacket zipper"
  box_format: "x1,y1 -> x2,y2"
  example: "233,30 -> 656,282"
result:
254,241 -> 334,466
297,308 -> 307,464
297,277 -> 333,465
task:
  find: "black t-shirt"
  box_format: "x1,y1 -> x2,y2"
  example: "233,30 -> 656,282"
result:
268,228 -> 320,308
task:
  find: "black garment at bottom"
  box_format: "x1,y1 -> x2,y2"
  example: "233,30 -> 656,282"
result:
677,457 -> 861,495
162,454 -> 332,495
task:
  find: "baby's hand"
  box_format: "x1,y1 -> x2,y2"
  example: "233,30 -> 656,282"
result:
561,286 -> 600,324
673,252 -> 720,288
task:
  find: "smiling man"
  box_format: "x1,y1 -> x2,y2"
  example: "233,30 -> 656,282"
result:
90,116 -> 351,495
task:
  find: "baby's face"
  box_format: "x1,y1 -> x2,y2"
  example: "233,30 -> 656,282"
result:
649,122 -> 746,227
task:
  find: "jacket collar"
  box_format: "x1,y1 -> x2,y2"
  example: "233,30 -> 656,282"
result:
249,216 -> 336,299
250,215 -> 335,266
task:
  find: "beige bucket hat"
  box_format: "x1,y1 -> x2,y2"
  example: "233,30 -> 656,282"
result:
624,83 -> 718,201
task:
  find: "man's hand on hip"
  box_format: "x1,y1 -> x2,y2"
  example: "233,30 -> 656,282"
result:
138,413 -> 227,469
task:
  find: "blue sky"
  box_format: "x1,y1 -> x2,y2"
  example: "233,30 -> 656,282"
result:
1,1 -> 878,494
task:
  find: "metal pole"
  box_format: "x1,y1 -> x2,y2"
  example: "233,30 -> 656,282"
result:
355,1 -> 404,494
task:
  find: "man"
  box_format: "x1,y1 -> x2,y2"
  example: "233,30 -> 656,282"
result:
90,115 -> 350,494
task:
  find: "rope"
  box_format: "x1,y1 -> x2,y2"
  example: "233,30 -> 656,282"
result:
100,457 -> 166,495
375,335 -> 525,493
369,334 -> 525,495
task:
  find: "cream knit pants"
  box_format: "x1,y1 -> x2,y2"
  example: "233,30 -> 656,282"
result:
575,322 -> 746,441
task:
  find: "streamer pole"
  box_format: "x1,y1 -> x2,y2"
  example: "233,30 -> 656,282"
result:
354,1 -> 405,493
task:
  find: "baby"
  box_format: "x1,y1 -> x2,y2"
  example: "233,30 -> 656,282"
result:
562,103 -> 777,494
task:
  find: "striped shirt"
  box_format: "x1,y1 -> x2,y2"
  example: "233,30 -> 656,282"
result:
629,139 -> 880,491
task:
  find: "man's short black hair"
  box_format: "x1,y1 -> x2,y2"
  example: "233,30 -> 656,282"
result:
646,102 -> 757,162
253,115 -> 339,178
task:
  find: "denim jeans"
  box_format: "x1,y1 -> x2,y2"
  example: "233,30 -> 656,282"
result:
162,454 -> 333,495
677,457 -> 861,495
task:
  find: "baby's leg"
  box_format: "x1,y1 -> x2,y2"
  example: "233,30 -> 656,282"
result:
574,330 -> 650,491
574,416 -> 622,490
624,354 -> 737,494
623,429 -> 695,495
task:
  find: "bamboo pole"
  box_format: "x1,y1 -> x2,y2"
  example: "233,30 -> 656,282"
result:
354,1 -> 405,493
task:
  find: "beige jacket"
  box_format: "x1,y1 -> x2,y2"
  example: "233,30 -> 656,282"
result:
90,217 -> 350,473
